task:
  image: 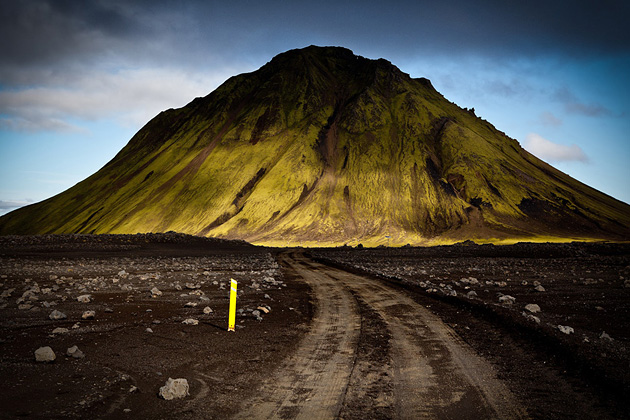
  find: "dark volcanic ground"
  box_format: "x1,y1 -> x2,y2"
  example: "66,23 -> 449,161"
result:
0,234 -> 629,419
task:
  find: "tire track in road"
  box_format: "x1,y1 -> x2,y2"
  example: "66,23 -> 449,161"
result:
234,253 -> 361,419
235,252 -> 528,419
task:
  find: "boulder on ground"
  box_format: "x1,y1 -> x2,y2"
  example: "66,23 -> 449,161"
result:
525,303 -> 541,313
82,310 -> 96,320
77,295 -> 92,303
158,378 -> 189,400
181,318 -> 199,325
558,325 -> 574,335
66,345 -> 85,359
49,309 -> 67,320
35,346 -> 56,362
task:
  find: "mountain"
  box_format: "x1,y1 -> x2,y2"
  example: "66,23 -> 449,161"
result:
1,46 -> 629,246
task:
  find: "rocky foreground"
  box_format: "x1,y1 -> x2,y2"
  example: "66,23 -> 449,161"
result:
0,235 -> 628,419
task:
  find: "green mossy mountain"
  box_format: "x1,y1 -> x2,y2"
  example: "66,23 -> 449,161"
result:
1,46 -> 629,245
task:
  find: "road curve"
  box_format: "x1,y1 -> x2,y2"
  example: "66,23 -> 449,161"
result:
235,252 -> 528,419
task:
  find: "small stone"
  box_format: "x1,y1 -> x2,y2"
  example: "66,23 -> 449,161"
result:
182,318 -> 199,325
72,322 -> 80,329
18,303 -> 33,310
158,378 -> 189,400
146,327 -> 153,333
558,325 -> 574,335
49,309 -> 67,320
257,306 -> 270,314
498,295 -> 516,305
466,290 -> 478,298
185,283 -> 200,290
203,306 -> 213,314
123,408 -> 131,413
66,345 -> 85,359
150,287 -> 162,297
77,294 -> 92,303
104,307 -> 114,313
525,304 -> 541,313
264,294 -> 271,300
522,312 -> 541,324
129,385 -> 138,393
534,285 -> 546,292
52,327 -> 69,334
35,346 -> 56,362
82,310 -> 96,320
600,331 -> 613,341
184,302 -> 198,307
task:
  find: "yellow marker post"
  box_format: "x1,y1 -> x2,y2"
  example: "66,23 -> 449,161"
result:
228,278 -> 237,332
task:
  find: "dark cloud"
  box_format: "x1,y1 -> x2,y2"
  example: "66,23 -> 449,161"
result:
554,87 -> 613,117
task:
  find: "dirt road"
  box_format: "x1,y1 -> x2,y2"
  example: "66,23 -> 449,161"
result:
236,252 -> 528,419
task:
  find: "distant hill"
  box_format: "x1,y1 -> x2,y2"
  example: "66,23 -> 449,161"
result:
1,46 -> 629,245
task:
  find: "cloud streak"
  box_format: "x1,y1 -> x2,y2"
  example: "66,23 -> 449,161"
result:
524,133 -> 588,163
0,68 -> 233,132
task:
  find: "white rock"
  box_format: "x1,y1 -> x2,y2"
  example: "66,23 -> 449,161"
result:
600,331 -> 613,341
525,304 -> 541,313
49,309 -> 67,320
182,318 -> 199,325
52,327 -> 69,334
522,312 -> 541,324
35,346 -> 56,362
203,306 -> 213,314
184,302 -> 198,307
82,310 -> 96,320
558,325 -> 574,334
158,378 -> 189,400
146,328 -> 153,333
66,345 -> 85,359
77,294 -> 92,303
150,287 -> 162,297
534,285 -> 546,292
498,295 -> 516,305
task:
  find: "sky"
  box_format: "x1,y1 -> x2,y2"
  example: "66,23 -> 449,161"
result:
1,0 -> 629,216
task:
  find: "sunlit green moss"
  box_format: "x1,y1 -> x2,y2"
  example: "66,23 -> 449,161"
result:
1,46 -> 628,245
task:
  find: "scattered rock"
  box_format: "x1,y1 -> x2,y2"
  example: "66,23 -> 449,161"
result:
466,290 -> 478,298
203,306 -> 213,314
49,309 -> 67,320
105,307 -> 114,313
150,287 -> 162,298
35,346 -> 56,362
257,306 -> 270,314
146,327 -> 153,333
185,283 -> 200,290
82,310 -> 96,320
460,277 -> 479,285
129,385 -> 138,393
52,327 -> 69,334
252,310 -> 263,321
181,318 -> 199,325
534,285 -> 546,292
600,331 -> 613,341
66,345 -> 85,359
498,295 -> 516,305
77,294 -> 92,303
558,325 -> 574,335
525,303 -> 541,313
18,303 -> 33,310
184,302 -> 198,307
522,312 -> 541,324
158,378 -> 189,400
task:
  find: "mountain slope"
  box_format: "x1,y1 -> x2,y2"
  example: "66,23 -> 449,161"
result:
1,46 -> 629,245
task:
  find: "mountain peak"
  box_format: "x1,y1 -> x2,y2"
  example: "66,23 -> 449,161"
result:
1,47 -> 628,245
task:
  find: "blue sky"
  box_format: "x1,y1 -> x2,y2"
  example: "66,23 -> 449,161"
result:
1,0 -> 629,215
